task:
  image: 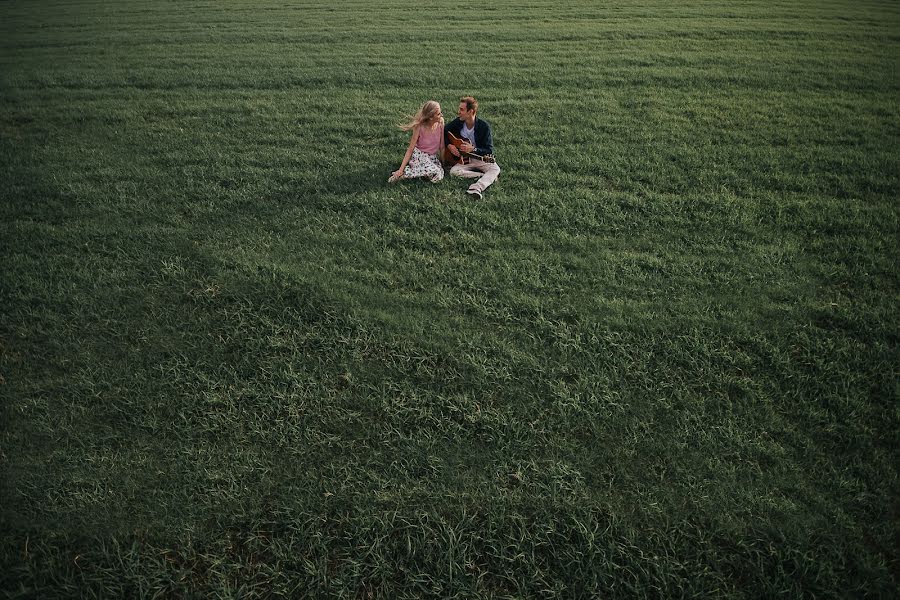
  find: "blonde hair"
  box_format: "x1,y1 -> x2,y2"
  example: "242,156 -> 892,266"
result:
399,100 -> 442,131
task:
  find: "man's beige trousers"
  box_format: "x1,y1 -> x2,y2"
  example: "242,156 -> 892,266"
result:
450,159 -> 501,193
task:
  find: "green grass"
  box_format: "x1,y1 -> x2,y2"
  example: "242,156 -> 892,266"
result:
1,0 -> 898,597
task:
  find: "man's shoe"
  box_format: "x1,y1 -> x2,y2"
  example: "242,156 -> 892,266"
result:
466,188 -> 483,200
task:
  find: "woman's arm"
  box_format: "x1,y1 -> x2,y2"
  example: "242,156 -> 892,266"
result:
438,117 -> 446,163
392,126 -> 420,178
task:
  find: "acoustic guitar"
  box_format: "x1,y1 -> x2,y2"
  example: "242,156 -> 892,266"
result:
445,131 -> 496,166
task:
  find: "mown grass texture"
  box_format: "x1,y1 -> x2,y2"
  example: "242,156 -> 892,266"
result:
1,0 -> 898,597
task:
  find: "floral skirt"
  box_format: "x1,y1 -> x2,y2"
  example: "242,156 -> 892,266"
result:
403,147 -> 444,182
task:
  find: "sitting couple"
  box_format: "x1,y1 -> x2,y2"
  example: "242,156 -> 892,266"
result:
388,96 -> 500,200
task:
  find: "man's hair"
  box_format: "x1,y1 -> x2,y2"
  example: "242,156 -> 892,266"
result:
460,96 -> 478,113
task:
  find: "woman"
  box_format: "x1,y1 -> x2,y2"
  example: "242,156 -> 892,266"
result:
388,100 -> 445,184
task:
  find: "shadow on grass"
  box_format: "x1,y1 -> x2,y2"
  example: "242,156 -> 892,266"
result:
317,162 -> 397,196
318,162 -> 478,197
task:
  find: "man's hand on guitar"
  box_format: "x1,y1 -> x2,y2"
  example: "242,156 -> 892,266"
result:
460,142 -> 475,154
448,144 -> 460,157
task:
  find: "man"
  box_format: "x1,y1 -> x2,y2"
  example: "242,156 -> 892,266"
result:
444,96 -> 500,200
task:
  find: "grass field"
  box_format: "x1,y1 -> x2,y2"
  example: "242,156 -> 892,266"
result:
1,0 -> 898,597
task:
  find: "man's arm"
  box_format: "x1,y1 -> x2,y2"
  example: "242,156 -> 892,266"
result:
475,121 -> 494,156
444,118 -> 463,157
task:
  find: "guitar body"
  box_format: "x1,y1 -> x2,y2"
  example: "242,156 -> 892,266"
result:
445,131 -> 495,166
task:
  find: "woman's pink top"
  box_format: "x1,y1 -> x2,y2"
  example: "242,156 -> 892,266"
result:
416,122 -> 443,155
